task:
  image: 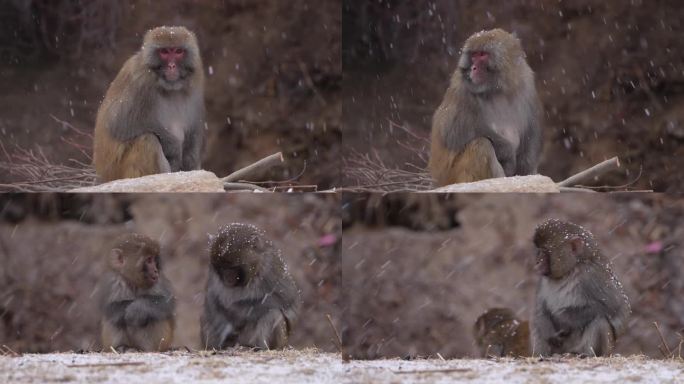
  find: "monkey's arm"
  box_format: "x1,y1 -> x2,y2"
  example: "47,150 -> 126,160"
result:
515,96 -> 543,175
200,291 -> 244,350
181,118 -> 205,170
531,302 -> 557,356
104,300 -> 133,328
554,305 -> 596,331
488,132 -> 517,176
124,294 -> 175,327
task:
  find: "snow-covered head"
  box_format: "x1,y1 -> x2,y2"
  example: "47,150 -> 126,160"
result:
533,219 -> 602,279
209,223 -> 276,287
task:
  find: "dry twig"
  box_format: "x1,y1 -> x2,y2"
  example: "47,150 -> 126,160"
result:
325,314 -> 350,362
557,157 -> 620,188
221,152 -> 285,183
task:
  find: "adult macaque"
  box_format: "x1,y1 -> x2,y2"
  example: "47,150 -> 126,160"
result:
429,29 -> 542,186
200,223 -> 300,350
474,307 -> 530,358
98,233 -> 175,352
532,219 -> 630,357
93,26 -> 205,182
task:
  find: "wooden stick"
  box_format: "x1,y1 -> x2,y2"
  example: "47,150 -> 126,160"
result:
326,314 -> 350,362
557,157 -> 620,187
559,187 -> 597,193
653,322 -> 673,357
221,152 -> 284,183
223,182 -> 271,192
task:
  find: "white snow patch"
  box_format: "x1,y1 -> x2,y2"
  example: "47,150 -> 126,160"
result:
1,352 -> 682,384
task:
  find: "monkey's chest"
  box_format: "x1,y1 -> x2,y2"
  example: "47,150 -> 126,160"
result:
480,99 -> 526,150
157,97 -> 197,142
541,278 -> 586,315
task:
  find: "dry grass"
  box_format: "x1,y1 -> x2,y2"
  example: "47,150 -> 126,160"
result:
343,120 -> 433,192
0,115 -> 97,192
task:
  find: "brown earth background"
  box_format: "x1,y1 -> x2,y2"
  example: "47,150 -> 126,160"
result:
342,194 -> 684,359
0,194 -> 341,353
343,0 -> 684,192
0,0 -> 341,189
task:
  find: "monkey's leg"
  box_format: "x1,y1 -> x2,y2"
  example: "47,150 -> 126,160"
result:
101,321 -> 129,352
200,303 -> 239,350
118,134 -> 171,179
128,320 -> 174,352
445,137 -> 505,185
571,318 -> 614,357
239,309 -> 288,350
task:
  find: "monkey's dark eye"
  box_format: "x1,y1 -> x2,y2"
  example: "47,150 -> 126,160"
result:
160,48 -> 170,55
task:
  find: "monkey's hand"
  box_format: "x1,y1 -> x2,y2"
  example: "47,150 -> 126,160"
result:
124,297 -> 167,328
548,329 -> 570,348
104,300 -> 132,328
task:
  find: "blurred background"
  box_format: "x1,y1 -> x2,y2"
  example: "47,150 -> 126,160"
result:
0,0 -> 341,189
341,193 -> 684,359
0,194 -> 341,352
342,0 -> 684,192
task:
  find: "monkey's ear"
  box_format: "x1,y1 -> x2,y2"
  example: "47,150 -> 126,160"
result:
110,248 -> 124,267
568,236 -> 584,254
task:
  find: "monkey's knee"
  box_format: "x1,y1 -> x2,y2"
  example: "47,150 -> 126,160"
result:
462,138 -> 505,179
129,320 -> 174,352
433,137 -> 504,186
120,134 -> 170,179
578,320 -> 614,357
101,321 -> 128,352
96,134 -> 170,181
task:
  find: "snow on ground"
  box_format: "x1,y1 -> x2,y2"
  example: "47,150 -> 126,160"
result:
1,350 -> 682,384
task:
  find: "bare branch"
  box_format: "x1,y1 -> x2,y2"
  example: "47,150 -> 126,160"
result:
557,157 -> 621,187
221,152 -> 284,183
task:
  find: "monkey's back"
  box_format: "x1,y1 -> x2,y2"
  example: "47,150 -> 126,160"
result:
92,55 -> 167,181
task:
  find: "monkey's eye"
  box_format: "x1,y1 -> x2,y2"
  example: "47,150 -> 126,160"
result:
160,48 -> 170,55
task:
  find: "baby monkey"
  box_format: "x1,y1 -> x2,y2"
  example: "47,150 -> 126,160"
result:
98,233 -> 175,352
532,219 -> 630,357
201,223 -> 300,350
474,307 -> 531,358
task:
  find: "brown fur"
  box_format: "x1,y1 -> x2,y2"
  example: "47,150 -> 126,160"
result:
94,133 -> 170,182
98,233 -> 176,352
532,219 -> 631,357
93,26 -> 204,182
430,137 -> 505,186
101,317 -> 174,352
474,308 -> 531,358
429,29 -> 542,187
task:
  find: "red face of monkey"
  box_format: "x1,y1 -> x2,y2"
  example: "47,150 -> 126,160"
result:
468,51 -> 490,85
158,47 -> 186,82
142,254 -> 159,285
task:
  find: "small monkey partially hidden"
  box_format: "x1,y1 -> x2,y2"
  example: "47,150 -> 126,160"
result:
429,29 -> 542,186
200,223 -> 300,350
93,26 -> 205,182
98,233 -> 175,352
532,219 -> 630,357
474,307 -> 531,358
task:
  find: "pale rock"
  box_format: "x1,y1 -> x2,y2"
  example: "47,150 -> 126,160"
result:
428,175 -> 559,193
71,170 -> 225,192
